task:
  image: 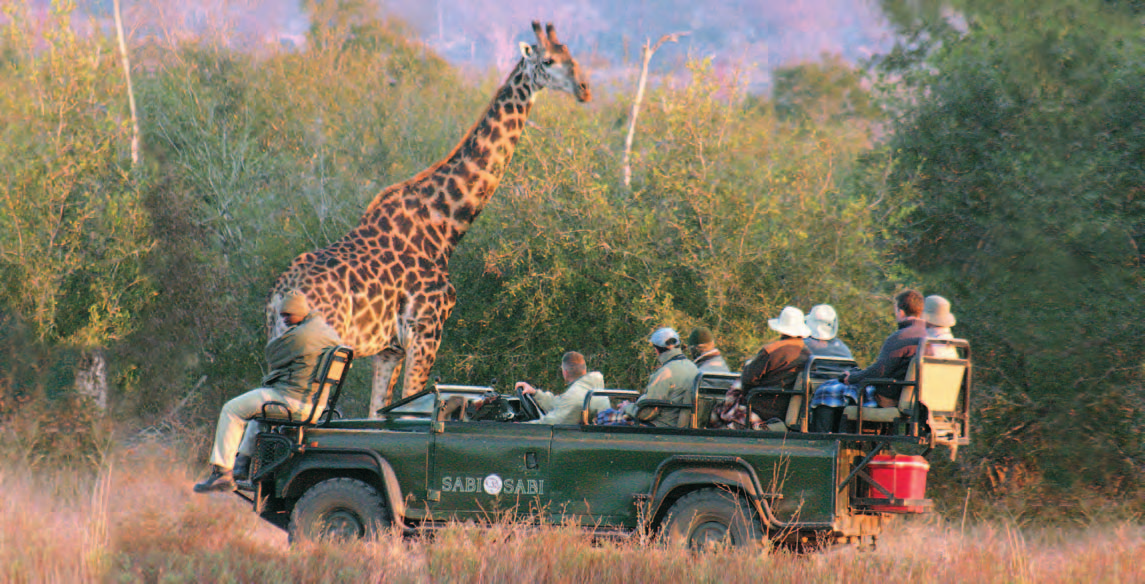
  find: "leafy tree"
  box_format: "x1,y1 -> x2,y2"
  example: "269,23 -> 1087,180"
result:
0,4 -> 154,411
873,0 -> 1145,508
440,60 -> 908,392
123,4 -> 477,418
772,54 -> 881,126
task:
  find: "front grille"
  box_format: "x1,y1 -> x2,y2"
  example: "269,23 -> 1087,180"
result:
250,433 -> 293,481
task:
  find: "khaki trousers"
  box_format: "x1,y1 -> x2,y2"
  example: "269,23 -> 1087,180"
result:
208,387 -> 306,469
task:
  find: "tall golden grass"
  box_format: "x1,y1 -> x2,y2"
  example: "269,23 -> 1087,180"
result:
2,439 -> 1144,583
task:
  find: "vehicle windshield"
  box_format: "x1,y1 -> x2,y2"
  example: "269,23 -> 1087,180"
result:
380,386 -> 493,418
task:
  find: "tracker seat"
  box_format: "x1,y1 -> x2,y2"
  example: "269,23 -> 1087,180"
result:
843,338 -> 970,451
256,345 -> 354,430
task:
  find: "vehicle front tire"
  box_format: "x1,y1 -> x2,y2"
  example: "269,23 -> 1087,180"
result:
289,478 -> 390,544
661,488 -> 764,550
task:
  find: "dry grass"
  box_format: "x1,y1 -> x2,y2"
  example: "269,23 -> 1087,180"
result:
3,440 -> 1145,583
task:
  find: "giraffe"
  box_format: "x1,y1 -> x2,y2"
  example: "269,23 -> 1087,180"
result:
267,22 -> 591,417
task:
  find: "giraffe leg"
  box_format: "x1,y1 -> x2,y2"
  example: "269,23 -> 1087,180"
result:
400,312 -> 450,402
370,350 -> 403,418
396,281 -> 454,405
400,338 -> 440,405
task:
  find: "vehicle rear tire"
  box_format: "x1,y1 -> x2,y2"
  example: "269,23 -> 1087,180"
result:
289,478 -> 390,543
661,488 -> 764,550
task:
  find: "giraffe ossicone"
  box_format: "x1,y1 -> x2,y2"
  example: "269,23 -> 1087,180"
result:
267,21 -> 591,417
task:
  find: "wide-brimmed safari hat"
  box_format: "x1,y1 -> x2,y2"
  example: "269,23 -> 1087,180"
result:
649,327 -> 681,349
805,304 -> 839,341
923,295 -> 956,328
768,306 -> 812,338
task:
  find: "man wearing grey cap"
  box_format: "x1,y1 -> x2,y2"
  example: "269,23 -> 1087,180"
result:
622,327 -> 700,428
194,291 -> 341,493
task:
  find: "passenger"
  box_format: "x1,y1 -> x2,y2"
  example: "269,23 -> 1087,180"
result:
922,295 -> 959,358
739,306 -> 812,424
686,327 -> 730,373
803,304 -> 854,360
809,289 -> 927,432
515,351 -> 608,425
600,327 -> 697,427
708,378 -> 765,430
194,292 -> 341,493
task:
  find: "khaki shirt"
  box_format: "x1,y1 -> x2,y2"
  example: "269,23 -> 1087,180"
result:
260,312 -> 342,402
529,371 -> 609,425
625,348 -> 699,428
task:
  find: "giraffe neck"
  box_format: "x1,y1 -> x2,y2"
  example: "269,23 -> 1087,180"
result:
364,57 -> 540,259
436,57 -> 538,250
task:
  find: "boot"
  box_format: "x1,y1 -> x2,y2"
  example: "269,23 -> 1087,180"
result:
233,454 -> 252,482
193,465 -> 236,493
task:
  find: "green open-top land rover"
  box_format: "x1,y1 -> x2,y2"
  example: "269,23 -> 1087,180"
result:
237,338 -> 971,549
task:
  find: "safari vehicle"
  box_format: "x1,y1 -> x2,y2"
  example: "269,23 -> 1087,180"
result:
238,338 -> 971,549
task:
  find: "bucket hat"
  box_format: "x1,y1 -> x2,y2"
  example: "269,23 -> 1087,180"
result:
923,295 -> 956,328
805,304 -> 839,341
768,306 -> 812,338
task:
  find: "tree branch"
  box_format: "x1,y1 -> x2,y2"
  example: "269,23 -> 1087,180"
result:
622,31 -> 689,188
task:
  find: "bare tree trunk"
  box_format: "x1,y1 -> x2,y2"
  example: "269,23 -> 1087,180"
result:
113,0 -> 140,166
75,349 -> 109,411
622,31 -> 689,188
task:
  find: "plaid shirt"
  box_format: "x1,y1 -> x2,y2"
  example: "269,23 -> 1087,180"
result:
596,402 -> 635,426
810,380 -> 879,408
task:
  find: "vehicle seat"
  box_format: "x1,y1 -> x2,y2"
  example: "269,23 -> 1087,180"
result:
843,359 -> 918,430
258,345 -> 354,426
784,372 -> 806,430
582,389 -> 641,425
843,338 -> 970,442
692,372 -> 740,429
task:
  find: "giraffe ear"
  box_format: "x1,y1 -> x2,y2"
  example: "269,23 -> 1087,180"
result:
519,41 -> 534,59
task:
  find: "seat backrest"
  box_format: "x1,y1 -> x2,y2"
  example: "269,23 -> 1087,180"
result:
305,345 -> 354,425
692,372 -> 740,429
582,389 -> 641,424
917,338 -> 969,414
796,357 -> 858,431
785,372 -> 807,428
895,358 -> 920,413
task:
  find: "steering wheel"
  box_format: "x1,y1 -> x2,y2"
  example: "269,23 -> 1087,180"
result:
516,386 -> 545,421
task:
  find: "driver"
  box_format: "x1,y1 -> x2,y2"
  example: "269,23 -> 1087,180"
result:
515,351 -> 608,425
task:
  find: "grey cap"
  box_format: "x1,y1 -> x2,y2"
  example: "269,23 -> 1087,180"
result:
649,327 -> 681,349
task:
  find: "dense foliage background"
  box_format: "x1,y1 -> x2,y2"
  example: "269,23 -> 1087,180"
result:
1,0 -> 1142,518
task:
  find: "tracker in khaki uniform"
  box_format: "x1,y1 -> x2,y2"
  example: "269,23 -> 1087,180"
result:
516,351 -> 609,425
624,327 -> 699,428
687,326 -> 730,373
194,292 -> 341,493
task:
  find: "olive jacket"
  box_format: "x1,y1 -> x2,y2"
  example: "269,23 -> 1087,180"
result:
260,312 -> 342,403
625,348 -> 699,428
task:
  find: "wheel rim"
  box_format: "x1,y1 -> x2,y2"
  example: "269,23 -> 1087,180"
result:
689,520 -> 731,549
320,508 -> 365,540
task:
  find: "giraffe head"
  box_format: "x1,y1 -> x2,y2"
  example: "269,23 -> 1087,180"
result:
518,21 -> 592,103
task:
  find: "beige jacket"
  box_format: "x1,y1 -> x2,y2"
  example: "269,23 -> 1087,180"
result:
529,371 -> 608,425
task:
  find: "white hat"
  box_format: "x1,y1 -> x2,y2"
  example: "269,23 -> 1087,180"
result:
923,295 -> 956,328
768,306 -> 812,338
805,304 -> 839,341
649,327 -> 681,349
